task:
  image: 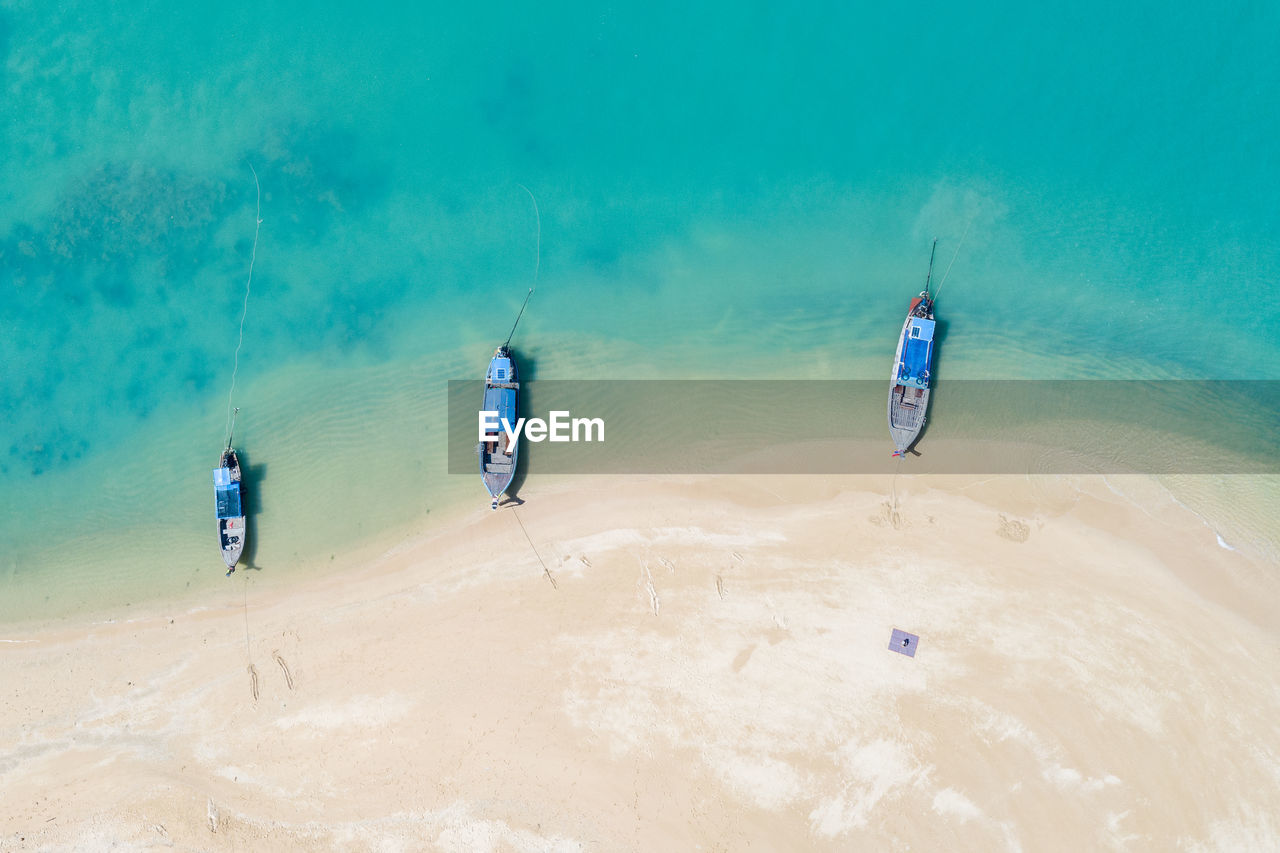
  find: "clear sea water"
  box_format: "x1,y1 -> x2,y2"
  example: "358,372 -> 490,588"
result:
2,1 -> 1277,621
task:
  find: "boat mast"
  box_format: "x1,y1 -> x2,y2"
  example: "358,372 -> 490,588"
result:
923,238 -> 938,300
504,287 -> 534,349
226,407 -> 240,451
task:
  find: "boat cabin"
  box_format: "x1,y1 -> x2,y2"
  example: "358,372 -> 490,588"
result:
213,467 -> 243,519
482,356 -> 518,443
486,355 -> 514,384
896,317 -> 936,389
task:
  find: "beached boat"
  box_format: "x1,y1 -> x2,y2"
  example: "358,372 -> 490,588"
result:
214,448 -> 246,573
479,195 -> 539,510
479,346 -> 520,510
888,245 -> 939,456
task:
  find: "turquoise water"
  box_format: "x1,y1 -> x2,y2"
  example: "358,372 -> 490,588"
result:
2,1 -> 1278,620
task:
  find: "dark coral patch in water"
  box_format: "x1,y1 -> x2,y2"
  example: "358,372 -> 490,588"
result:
0,120 -> 393,479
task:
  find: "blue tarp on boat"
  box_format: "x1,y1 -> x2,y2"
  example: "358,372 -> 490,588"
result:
482,387 -> 516,432
482,355 -> 518,433
213,468 -> 242,519
487,356 -> 514,384
897,318 -> 935,387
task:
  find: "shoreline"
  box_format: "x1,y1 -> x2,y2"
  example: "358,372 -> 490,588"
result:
3,468 -> 1275,635
1,466 -> 1268,632
6,328 -> 1276,627
6,414 -> 1278,630
3,472 -> 1277,849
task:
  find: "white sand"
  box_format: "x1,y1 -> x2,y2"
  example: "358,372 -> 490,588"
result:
2,474 -> 1278,850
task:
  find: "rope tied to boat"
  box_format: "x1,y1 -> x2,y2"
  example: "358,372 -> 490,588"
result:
888,453 -> 905,527
512,507 -> 557,589
224,165 -> 263,448
503,184 -> 541,349
929,219 -> 971,304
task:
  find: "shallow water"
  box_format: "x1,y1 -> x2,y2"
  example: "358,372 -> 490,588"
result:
2,1 -> 1277,620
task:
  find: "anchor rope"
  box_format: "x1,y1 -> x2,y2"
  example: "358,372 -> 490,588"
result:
503,185 -> 540,349
242,573 -> 252,657
513,508 -> 556,588
890,453 -> 903,512
224,165 -> 262,447
517,183 -> 540,288
931,219 -> 971,302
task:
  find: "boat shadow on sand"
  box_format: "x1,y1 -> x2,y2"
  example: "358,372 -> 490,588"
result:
232,448 -> 268,571
496,345 -> 541,508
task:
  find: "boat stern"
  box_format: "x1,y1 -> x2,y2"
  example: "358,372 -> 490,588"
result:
219,516 -> 246,568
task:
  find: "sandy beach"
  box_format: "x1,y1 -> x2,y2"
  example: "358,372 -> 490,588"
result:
2,473 -> 1278,850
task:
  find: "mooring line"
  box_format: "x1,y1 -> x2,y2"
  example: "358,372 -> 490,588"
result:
503,185 -> 541,349
242,573 -> 259,701
890,453 -> 904,513
513,508 -> 557,589
516,183 -> 540,287
242,572 -> 252,658
932,219 -> 971,302
224,165 -> 263,447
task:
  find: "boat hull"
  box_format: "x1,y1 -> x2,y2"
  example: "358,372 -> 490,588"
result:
888,297 -> 935,455
217,449 -> 247,569
219,517 -> 246,569
888,385 -> 930,454
479,347 -> 519,505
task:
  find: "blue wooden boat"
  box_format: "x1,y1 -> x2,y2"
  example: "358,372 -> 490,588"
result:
479,192 -> 539,510
479,346 -> 520,510
214,448 -> 246,574
888,243 -> 938,456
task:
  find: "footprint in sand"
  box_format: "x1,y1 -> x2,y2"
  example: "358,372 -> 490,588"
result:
872,501 -> 904,529
272,651 -> 295,690
715,575 -> 726,600
997,514 -> 1031,543
638,560 -> 660,615
247,664 -> 260,701
578,555 -> 592,568
646,582 -> 660,615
